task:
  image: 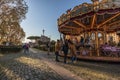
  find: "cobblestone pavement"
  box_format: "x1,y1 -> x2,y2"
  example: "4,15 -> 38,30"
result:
31,48 -> 120,80
0,49 -> 82,80
1,48 -> 120,80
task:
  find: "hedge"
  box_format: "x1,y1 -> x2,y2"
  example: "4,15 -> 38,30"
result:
0,45 -> 22,53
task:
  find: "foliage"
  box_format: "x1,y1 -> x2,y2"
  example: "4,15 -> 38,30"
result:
27,36 -> 40,40
38,40 -> 45,45
50,40 -> 56,45
33,45 -> 55,52
0,45 -> 22,53
0,0 -> 28,45
33,46 -> 47,51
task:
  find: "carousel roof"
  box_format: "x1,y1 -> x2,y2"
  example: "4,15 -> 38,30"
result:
58,0 -> 120,35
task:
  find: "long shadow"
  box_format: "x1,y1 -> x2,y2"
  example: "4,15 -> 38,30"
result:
0,50 -> 63,80
1,48 -> 120,79
58,57 -> 120,78
70,60 -> 120,73
24,49 -> 120,78
35,50 -> 120,78
39,51 -> 120,72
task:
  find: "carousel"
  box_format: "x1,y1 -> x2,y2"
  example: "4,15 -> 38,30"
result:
57,0 -> 120,62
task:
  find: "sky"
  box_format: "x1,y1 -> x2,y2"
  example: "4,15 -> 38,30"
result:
21,0 -> 91,42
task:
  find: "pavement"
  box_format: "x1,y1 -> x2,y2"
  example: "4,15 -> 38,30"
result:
0,48 -> 83,80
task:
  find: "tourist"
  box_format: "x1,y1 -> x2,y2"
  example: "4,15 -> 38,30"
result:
46,41 -> 50,55
68,39 -> 77,63
62,39 -> 69,64
80,36 -> 84,47
23,43 -> 26,53
23,43 -> 30,54
117,40 -> 120,47
55,39 -> 61,62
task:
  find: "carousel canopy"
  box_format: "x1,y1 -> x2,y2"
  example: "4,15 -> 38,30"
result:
58,0 -> 120,35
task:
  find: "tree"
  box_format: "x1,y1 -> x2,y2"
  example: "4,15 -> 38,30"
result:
0,0 -> 28,45
27,36 -> 40,42
51,40 -> 56,45
27,36 -> 40,40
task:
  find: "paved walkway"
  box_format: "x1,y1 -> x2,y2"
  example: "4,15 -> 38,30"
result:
0,48 -> 83,80
30,48 -> 83,80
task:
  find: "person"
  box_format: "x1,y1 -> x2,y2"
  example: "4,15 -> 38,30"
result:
55,39 -> 61,62
80,36 -> 84,47
73,38 -> 79,50
118,40 -> 120,47
62,39 -> 69,64
23,43 -> 30,54
46,41 -> 50,55
68,39 -> 77,63
26,43 -> 30,53
22,43 -> 26,53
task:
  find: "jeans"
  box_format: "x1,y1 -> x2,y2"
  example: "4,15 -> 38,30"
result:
23,48 -> 29,54
55,51 -> 59,61
71,56 -> 77,62
64,53 -> 68,63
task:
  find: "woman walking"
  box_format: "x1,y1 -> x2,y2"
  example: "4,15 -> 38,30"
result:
68,40 -> 77,63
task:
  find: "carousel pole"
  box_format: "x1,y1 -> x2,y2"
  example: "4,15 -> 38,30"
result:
104,25 -> 107,44
59,31 -> 63,42
89,31 -> 92,56
95,29 -> 99,56
91,0 -> 100,56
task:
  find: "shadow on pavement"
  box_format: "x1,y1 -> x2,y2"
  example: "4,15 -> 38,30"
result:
0,50 -> 64,80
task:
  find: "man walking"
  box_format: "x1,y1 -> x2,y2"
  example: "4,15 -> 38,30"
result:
62,39 -> 69,64
55,39 -> 61,62
46,41 -> 50,55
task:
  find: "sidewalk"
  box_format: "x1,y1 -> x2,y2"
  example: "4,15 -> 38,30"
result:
0,48 -> 83,80
29,48 -> 120,80
30,48 -> 83,80
1,48 -> 119,80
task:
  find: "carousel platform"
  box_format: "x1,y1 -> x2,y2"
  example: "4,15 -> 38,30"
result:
77,56 -> 120,63
59,53 -> 120,63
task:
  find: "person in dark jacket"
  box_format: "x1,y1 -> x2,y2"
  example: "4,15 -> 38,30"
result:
46,41 -> 50,55
55,39 -> 61,62
23,43 -> 30,54
62,39 -> 69,64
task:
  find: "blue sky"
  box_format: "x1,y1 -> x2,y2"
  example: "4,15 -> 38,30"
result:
21,0 -> 91,42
